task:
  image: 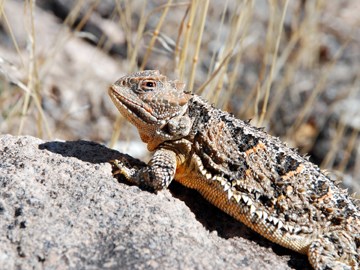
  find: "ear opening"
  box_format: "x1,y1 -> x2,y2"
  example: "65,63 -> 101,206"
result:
172,80 -> 186,92
158,74 -> 167,83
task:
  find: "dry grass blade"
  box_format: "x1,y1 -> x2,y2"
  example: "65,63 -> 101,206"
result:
206,0 -> 228,78
187,0 -> 209,92
0,2 -> 25,67
258,0 -> 289,126
115,0 -> 134,61
204,1 -> 252,105
18,0 -> 52,138
128,0 -> 148,71
74,0 -> 100,32
177,0 -> 196,80
220,0 -> 254,109
196,50 -> 233,95
286,42 -> 347,140
109,115 -> 124,148
39,0 -> 85,80
336,128 -> 359,173
321,120 -> 346,169
140,0 -> 173,70
174,4 -> 189,70
0,57 -> 52,138
264,30 -> 301,122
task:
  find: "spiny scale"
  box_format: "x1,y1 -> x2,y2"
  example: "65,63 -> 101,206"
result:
109,70 -> 360,270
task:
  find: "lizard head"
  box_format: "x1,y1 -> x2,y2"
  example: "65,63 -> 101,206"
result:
109,70 -> 192,150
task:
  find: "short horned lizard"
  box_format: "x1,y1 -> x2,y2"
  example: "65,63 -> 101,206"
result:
108,70 -> 360,270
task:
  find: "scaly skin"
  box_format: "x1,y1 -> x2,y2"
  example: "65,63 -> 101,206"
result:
108,70 -> 360,270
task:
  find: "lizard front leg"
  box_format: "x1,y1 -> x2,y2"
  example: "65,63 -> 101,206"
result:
113,148 -> 177,191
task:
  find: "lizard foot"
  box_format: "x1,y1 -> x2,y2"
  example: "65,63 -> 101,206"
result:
109,159 -> 158,192
111,159 -> 138,180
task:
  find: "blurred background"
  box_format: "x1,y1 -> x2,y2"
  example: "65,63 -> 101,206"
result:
0,0 -> 359,191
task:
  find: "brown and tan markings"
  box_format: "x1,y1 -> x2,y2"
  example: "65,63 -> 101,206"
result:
109,70 -> 360,270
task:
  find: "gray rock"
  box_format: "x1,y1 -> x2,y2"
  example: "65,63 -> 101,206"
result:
0,135 -> 309,270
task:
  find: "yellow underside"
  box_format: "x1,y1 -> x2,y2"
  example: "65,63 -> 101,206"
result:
175,168 -> 311,255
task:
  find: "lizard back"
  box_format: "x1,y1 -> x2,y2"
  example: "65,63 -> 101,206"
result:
109,70 -> 360,269
172,95 -> 360,253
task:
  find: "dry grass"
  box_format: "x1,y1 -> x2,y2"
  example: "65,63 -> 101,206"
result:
0,0 -> 359,184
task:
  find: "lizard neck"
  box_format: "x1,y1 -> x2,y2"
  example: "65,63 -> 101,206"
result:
140,104 -> 193,151
143,133 -> 165,151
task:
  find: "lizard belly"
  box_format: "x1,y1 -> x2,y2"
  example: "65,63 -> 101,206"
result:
174,168 -> 312,255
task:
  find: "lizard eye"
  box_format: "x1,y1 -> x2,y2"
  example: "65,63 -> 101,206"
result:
140,80 -> 157,91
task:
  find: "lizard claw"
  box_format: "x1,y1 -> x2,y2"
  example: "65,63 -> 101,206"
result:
110,159 -> 156,192
110,159 -> 137,180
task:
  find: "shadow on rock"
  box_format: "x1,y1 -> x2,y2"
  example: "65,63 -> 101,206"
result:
39,140 -> 142,165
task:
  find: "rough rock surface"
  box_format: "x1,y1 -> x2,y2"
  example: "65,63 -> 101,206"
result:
0,135 -> 309,269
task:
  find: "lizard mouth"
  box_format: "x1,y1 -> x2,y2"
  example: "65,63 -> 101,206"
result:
109,88 -> 158,124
